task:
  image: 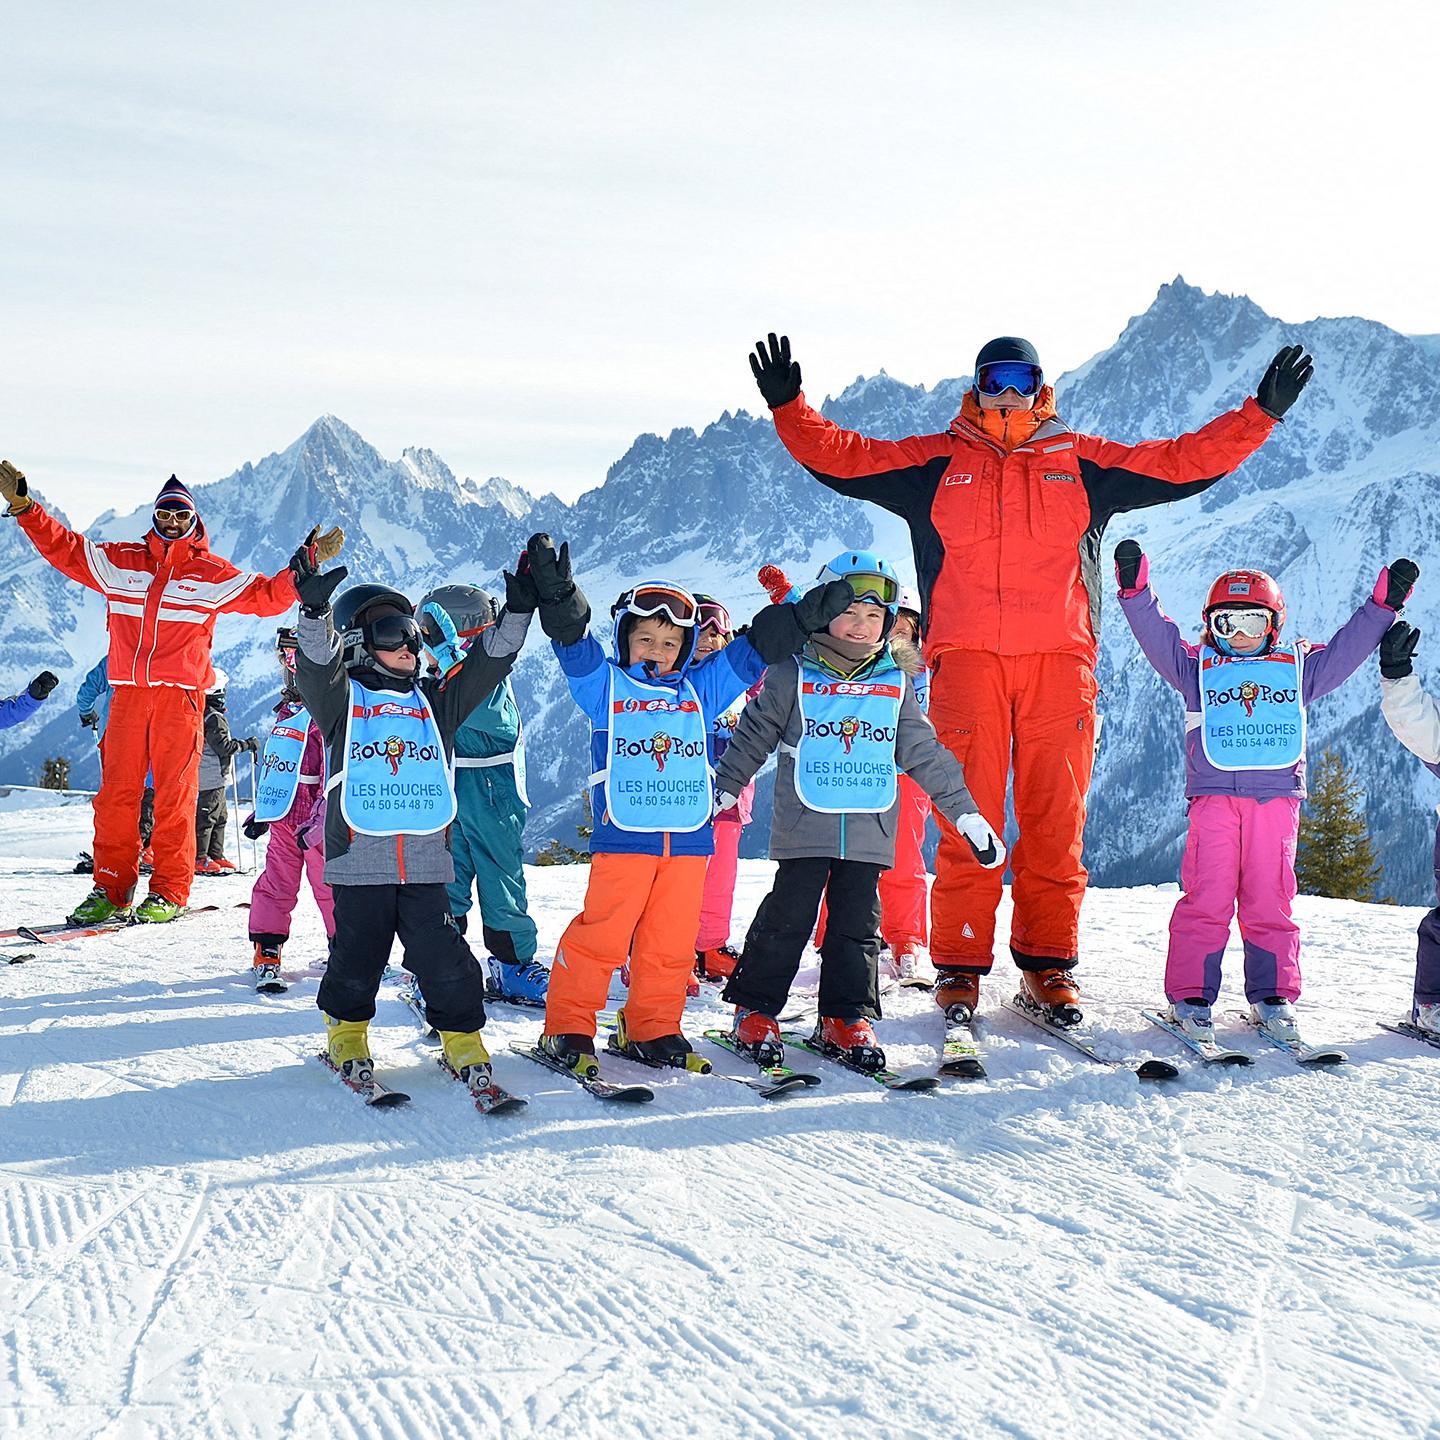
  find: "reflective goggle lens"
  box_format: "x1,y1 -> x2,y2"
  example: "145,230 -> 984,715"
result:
1210,607 -> 1272,638
367,614 -> 422,652
627,584 -> 698,627
976,362 -> 1043,397
697,601 -> 732,636
842,571 -> 899,607
154,507 -> 193,523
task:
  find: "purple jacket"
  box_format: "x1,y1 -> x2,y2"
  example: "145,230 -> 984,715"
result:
1118,587 -> 1393,799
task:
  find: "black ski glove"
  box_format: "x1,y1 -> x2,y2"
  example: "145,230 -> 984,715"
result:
242,814 -> 270,841
504,551 -> 541,613
79,711 -> 99,731
1113,539 -> 1147,592
1255,344 -> 1314,420
749,333 -> 802,410
242,736 -> 260,754
525,533 -> 576,605
1380,621 -> 1421,680
745,581 -> 855,665
28,670 -> 59,700
289,528 -> 349,617
1381,558 -> 1420,611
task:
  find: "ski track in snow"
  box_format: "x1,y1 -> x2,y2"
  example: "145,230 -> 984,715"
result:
2,805 -> 1439,1439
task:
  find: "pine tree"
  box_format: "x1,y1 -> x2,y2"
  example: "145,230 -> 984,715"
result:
534,790 -> 594,866
40,757 -> 70,791
1295,749 -> 1381,900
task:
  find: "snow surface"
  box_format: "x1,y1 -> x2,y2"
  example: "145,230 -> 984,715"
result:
2,799 -> 1439,1440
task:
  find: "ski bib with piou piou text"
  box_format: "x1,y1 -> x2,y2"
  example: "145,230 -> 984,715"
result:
596,669 -> 712,832
329,679 -> 457,835
254,705 -> 314,822
1198,646 -> 1305,771
793,659 -> 902,813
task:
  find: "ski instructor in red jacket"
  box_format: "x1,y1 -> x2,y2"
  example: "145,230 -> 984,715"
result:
748,332 -> 1313,1026
0,460 -> 343,927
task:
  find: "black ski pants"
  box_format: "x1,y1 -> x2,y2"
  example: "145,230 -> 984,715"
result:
195,786 -> 228,862
317,882 -> 488,1032
723,856 -> 885,1021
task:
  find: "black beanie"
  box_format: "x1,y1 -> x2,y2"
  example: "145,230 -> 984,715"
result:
974,336 -> 1041,372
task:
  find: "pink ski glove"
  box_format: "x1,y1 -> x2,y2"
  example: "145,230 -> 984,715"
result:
1373,558 -> 1419,611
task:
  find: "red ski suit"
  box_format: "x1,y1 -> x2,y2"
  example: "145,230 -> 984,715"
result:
17,502 -> 298,907
770,387 -> 1278,972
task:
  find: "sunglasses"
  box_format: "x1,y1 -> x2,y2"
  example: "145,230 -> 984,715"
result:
623,583 -> 698,628
1210,607 -> 1272,639
697,601 -> 733,636
154,507 -> 194,523
976,361 -> 1043,398
367,614 -> 423,653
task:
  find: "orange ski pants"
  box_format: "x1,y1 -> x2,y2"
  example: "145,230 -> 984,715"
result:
546,851 -> 708,1041
95,685 -> 205,908
928,650 -> 1097,971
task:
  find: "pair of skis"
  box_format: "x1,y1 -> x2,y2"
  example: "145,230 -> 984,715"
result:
316,1049 -> 527,1115
1143,1008 -> 1348,1067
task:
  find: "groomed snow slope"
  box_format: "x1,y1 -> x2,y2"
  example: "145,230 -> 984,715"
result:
2,796 -> 1438,1440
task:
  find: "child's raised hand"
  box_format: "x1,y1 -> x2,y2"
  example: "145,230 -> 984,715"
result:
793,579 -> 854,636
1376,558 -> 1420,611
1114,539 -> 1148,593
525,533 -> 576,605
1380,621 -> 1420,680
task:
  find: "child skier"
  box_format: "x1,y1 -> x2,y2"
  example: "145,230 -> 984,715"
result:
194,670 -> 257,874
1,670 -> 59,729
1376,619 -> 1440,1037
290,535 -> 541,1102
532,540 -> 854,1079
417,582 -> 548,1006
716,551 -> 1004,1072
1115,539 -> 1416,1045
243,627 -> 335,993
691,594 -> 757,985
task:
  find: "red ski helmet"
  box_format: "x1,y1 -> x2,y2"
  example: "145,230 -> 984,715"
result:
1203,569 -> 1286,635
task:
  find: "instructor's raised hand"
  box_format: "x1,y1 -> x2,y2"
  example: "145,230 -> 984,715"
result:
749,333 -> 802,410
1255,345 -> 1314,420
0,460 -> 32,515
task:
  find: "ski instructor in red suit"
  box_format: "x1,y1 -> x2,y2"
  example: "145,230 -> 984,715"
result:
748,332 -> 1313,1027
0,459 -> 343,927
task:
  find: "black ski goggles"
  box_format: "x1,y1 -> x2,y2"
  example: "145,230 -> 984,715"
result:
365,613 -> 423,654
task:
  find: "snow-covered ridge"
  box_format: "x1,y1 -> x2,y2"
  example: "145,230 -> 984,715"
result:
2,276 -> 1438,896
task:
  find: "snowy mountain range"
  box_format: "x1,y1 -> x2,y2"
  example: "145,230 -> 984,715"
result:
4,277 -> 1439,899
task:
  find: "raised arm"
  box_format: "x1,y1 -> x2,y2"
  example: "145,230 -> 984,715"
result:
1114,542 -> 1200,696
1302,560 -> 1417,704
1379,624 -> 1440,764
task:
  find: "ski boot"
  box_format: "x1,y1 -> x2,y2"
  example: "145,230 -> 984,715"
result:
686,968 -> 701,998
439,1029 -> 494,1093
1166,998 -> 1215,1044
816,1016 -> 886,1073
731,1008 -> 783,1068
138,846 -> 155,873
486,955 -> 550,1005
878,947 -> 901,981
935,968 -> 981,1024
1412,999 -> 1440,1037
73,851 -> 94,875
608,1008 -> 710,1072
1250,996 -> 1300,1044
210,856 -> 238,873
893,942 -> 929,986
696,944 -> 740,982
1019,967 -> 1083,1026
194,858 -> 221,876
253,941 -> 286,994
539,1032 -> 601,1081
67,887 -> 132,926
133,893 -> 185,924
323,1015 -> 374,1087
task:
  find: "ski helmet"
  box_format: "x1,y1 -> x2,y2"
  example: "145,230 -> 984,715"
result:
332,583 -> 421,679
418,583 -> 498,646
973,336 -> 1043,399
694,593 -> 734,639
817,550 -> 901,636
275,626 -> 301,701
610,580 -> 699,670
1202,569 -> 1285,654
207,667 -> 228,696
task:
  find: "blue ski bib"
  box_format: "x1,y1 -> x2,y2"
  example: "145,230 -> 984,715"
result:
709,688 -> 751,765
1198,646 -> 1305,772
912,665 -> 931,715
793,661 -> 903,813
333,680 -> 457,836
254,705 -> 316,822
596,669 -> 712,832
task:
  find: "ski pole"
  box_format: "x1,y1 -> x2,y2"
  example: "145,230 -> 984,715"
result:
226,757 -> 243,872
248,750 -> 261,873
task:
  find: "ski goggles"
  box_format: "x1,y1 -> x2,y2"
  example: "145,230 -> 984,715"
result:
840,571 -> 899,607
365,613 -> 423,654
154,506 -> 195,522
1209,607 -> 1273,639
697,600 -> 733,636
975,361 -> 1043,398
619,582 -> 698,628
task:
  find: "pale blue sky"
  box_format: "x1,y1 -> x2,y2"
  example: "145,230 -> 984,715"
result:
3,0 -> 1435,526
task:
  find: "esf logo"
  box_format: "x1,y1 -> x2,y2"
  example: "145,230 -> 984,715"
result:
618,697 -> 692,714
1206,682 -> 1298,718
803,716 -> 897,754
614,733 -> 705,772
349,735 -> 440,775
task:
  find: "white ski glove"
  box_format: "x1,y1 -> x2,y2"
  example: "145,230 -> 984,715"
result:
713,789 -> 740,819
958,812 -> 1005,869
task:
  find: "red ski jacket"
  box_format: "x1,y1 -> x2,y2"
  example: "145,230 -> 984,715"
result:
771,388 -> 1278,663
18,502 -> 299,689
